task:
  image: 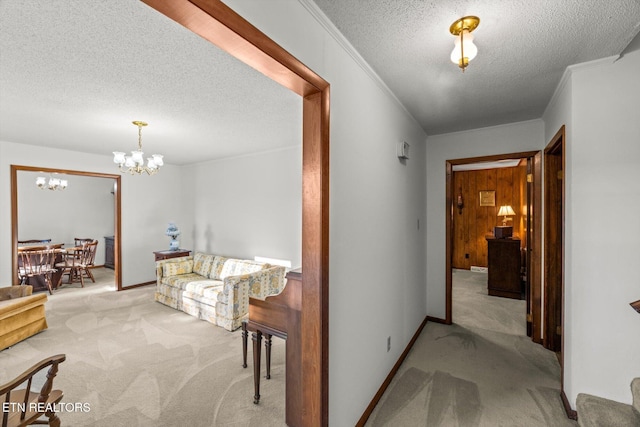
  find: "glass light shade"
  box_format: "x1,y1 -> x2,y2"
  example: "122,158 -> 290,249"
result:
152,154 -> 164,166
450,30 -> 478,66
124,157 -> 135,168
59,179 -> 68,189
147,158 -> 157,169
36,176 -> 46,188
131,150 -> 144,165
497,205 -> 516,217
113,151 -> 126,165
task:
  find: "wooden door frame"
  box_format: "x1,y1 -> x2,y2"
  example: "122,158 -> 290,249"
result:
445,151 -> 543,344
10,165 -> 122,290
543,126 -> 573,418
140,1 -> 330,425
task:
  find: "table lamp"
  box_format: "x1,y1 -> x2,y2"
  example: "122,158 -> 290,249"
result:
495,205 -> 515,238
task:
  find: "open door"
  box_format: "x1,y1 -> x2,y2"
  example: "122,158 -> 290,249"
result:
544,127 -> 565,353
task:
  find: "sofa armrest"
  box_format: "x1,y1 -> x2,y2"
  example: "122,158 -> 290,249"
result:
220,266 -> 286,307
155,256 -> 193,285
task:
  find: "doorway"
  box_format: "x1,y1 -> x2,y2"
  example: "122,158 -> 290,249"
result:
11,165 -> 122,290
445,151 -> 542,343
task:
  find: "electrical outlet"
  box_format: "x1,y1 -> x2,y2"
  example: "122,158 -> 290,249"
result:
387,336 -> 391,352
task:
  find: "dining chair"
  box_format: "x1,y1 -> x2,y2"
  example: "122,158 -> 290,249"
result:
78,240 -> 98,284
17,246 -> 58,295
56,240 -> 98,287
0,354 -> 65,427
73,237 -> 93,247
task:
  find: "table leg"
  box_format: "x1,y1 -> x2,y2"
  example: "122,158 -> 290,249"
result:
252,330 -> 262,404
265,334 -> 272,380
242,321 -> 248,368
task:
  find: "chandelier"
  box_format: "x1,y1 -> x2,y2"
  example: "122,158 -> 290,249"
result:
113,121 -> 164,175
36,175 -> 68,191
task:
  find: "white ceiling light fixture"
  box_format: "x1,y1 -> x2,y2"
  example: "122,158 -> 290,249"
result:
36,174 -> 68,191
449,16 -> 480,72
113,121 -> 164,175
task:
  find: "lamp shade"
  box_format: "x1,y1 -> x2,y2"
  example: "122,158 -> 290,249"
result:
497,205 -> 516,217
450,29 -> 478,67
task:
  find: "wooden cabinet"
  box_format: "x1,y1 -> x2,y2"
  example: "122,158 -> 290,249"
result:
487,238 -> 522,299
104,236 -> 115,269
153,249 -> 190,262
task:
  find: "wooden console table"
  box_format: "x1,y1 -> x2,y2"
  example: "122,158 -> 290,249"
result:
242,269 -> 302,426
153,249 -> 190,262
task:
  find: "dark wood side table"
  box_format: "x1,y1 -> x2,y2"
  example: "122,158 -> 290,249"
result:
153,249 -> 191,262
486,237 -> 522,299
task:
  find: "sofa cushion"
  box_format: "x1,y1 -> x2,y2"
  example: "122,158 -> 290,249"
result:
208,256 -> 229,280
162,259 -> 194,277
218,259 -> 268,280
161,273 -> 216,290
193,253 -> 216,277
183,283 -> 224,306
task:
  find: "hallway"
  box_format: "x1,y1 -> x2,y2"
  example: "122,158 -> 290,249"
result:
365,270 -> 576,426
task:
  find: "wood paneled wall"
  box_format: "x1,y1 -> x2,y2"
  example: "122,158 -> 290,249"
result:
452,164 -> 527,269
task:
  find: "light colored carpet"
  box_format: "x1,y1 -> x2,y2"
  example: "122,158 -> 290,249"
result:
365,269 -> 578,427
0,268 -> 287,426
2,268 -> 577,426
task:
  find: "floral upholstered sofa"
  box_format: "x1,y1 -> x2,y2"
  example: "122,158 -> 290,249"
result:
155,252 -> 286,331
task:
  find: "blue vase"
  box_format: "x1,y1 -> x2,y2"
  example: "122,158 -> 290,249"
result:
169,239 -> 179,251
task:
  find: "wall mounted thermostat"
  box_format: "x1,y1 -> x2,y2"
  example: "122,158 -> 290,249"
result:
397,141 -> 410,160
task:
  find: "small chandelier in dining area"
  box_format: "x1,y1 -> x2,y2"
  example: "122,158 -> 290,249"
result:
113,121 -> 164,175
36,175 -> 68,191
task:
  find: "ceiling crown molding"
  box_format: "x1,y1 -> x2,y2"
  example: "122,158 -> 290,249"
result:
297,0 -> 421,130
544,55 -> 619,119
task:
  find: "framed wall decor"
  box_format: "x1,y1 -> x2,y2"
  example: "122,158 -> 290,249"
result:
479,190 -> 495,207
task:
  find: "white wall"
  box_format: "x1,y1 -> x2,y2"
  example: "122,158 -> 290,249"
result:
0,140 -> 187,287
17,171 -> 114,265
549,50 -> 640,406
425,120 -> 545,318
183,146 -> 302,267
222,1 -> 428,424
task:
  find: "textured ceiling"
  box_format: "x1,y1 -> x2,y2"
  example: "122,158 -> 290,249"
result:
0,0 -> 301,165
1,1 -> 640,167
312,0 -> 640,135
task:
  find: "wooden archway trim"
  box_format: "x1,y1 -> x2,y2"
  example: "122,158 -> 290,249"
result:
10,165 -> 122,291
140,1 -> 330,425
